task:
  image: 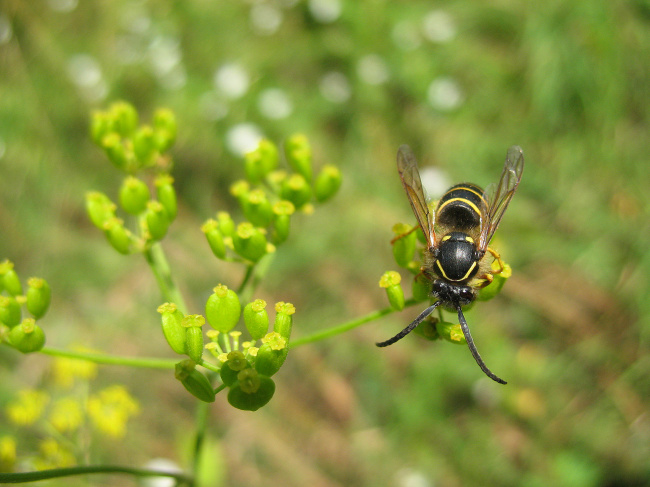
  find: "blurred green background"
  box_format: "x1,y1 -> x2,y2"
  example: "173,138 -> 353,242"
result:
1,0 -> 649,486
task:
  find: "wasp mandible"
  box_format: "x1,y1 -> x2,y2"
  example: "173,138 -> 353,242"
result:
377,145 -> 524,384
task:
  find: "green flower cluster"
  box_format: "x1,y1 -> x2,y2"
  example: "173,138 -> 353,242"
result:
0,260 -> 50,354
202,135 -> 342,263
86,102 -> 179,253
159,289 -> 296,411
379,223 -> 512,344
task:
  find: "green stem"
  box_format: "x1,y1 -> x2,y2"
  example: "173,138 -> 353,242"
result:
237,253 -> 275,304
144,242 -> 188,314
40,347 -> 177,369
191,401 -> 210,487
0,465 -> 192,485
289,298 -> 420,348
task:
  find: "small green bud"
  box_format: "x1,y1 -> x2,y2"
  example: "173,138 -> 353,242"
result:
182,315 -> 205,363
243,299 -> 269,340
413,317 -> 439,341
103,217 -> 134,255
220,351 -> 250,386
26,278 -> 51,320
379,271 -> 405,311
271,200 -> 295,244
133,126 -> 158,167
85,192 -> 117,229
1,265 -> 22,296
155,174 -> 178,221
119,176 -> 151,215
273,302 -> 295,340
175,360 -> 215,403
229,180 -> 250,205
232,223 -> 267,262
314,165 -> 342,202
412,274 -> 431,302
435,320 -> 466,345
242,190 -> 273,227
0,296 -> 21,327
266,170 -> 288,194
205,284 -> 241,333
202,220 -> 227,259
392,224 -> 417,268
90,111 -> 115,146
9,318 -> 45,353
101,133 -> 129,171
280,174 -> 312,209
227,373 -> 275,411
216,212 -> 235,237
145,201 -> 171,241
477,262 -> 512,301
285,134 -> 312,182
255,338 -> 288,377
157,303 -> 186,355
109,101 -> 138,137
152,108 -> 177,152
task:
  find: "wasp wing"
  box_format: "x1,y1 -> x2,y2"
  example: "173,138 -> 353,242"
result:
478,145 -> 524,252
397,144 -> 436,249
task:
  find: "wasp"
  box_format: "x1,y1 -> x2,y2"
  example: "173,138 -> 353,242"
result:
377,144 -> 524,384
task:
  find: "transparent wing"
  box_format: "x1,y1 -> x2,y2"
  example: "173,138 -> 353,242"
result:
478,145 -> 524,252
397,144 -> 436,249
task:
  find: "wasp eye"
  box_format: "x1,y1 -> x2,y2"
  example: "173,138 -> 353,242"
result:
459,287 -> 474,302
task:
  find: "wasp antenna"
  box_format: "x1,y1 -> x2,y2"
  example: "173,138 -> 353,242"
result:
376,302 -> 441,347
456,305 -> 507,385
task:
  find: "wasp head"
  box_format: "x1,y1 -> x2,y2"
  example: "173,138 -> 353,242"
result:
432,279 -> 475,307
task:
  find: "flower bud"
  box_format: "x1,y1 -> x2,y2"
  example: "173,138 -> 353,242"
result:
266,170 -> 287,194
255,335 -> 288,377
133,126 -> 158,167
243,299 -> 269,340
103,217 -> 134,255
85,191 -> 116,229
280,174 -> 312,209
101,133 -> 129,171
412,317 -> 439,341
314,165 -> 342,202
0,296 -> 21,328
119,176 -> 150,215
477,262 -> 512,302
153,108 -> 177,152
220,351 -> 250,386
435,321 -> 466,345
9,318 -> 46,353
229,180 -> 250,206
245,139 -> 280,183
392,224 -> 417,268
242,189 -> 273,227
412,274 -> 431,302
182,314 -> 205,363
175,360 -> 215,403
205,284 -> 241,333
202,220 -> 227,260
90,111 -> 114,146
271,200 -> 295,244
232,223 -> 267,262
108,101 -> 138,137
155,174 -> 177,221
216,212 -> 235,237
379,271 -> 405,311
145,201 -> 171,241
227,372 -> 275,411
26,278 -> 51,320
1,263 -> 23,297
157,303 -> 186,355
285,134 -> 312,182
273,302 -> 295,340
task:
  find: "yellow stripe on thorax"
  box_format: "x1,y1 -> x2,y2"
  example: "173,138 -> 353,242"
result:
435,259 -> 478,282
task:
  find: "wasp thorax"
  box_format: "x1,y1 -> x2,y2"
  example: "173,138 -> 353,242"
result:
434,232 -> 479,283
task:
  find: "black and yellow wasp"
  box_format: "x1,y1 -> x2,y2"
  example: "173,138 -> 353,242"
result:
377,145 -> 524,384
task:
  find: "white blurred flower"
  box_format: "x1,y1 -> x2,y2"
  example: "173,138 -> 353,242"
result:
320,71 -> 351,103
47,0 -> 78,12
67,54 -> 108,102
427,77 -> 464,111
308,0 -> 342,23
0,14 -> 13,45
422,10 -> 456,44
226,123 -> 263,156
420,166 -> 451,199
258,88 -> 293,119
357,54 -> 389,85
214,63 -> 250,99
392,20 -> 422,51
141,458 -> 183,487
199,92 -> 229,121
250,4 -> 283,36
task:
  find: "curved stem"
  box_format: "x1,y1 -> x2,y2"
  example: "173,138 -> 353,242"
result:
289,298 -> 420,348
0,465 -> 192,485
143,242 -> 188,314
40,347 -> 177,369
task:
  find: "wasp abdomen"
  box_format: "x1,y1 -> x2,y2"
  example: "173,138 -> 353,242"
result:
436,183 -> 485,230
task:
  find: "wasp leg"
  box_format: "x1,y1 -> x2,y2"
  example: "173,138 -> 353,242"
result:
487,247 -> 505,275
390,223 -> 419,245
